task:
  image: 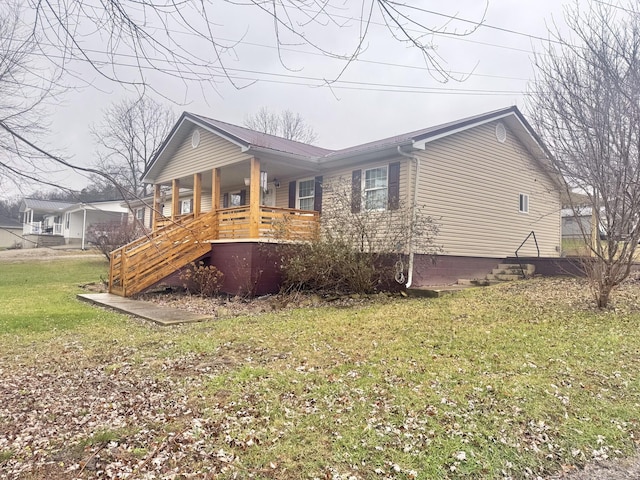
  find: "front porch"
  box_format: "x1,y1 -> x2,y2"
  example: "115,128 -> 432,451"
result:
108,123 -> 325,297
155,205 -> 319,241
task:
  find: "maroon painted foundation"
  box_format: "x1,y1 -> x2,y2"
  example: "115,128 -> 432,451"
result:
411,254 -> 501,286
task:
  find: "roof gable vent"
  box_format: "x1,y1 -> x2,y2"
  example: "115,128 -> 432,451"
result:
191,129 -> 201,148
495,122 -> 507,143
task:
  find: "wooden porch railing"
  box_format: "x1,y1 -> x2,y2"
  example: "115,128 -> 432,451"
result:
109,206 -> 318,297
217,206 -> 319,241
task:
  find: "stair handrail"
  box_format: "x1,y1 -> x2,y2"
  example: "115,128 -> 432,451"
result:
514,230 -> 539,279
109,210 -> 217,295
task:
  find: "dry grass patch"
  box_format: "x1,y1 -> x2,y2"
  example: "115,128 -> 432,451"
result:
1,261 -> 640,479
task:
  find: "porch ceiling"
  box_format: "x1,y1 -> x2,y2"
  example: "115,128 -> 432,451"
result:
163,158 -> 319,190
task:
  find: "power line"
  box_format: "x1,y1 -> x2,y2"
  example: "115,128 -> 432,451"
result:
385,1 -> 563,45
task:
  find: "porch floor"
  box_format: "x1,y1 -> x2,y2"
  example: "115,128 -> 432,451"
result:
77,293 -> 212,325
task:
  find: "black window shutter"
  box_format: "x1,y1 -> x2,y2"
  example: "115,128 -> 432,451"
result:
289,181 -> 296,209
314,176 -> 323,213
239,189 -> 247,205
351,170 -> 361,213
223,193 -> 229,208
388,162 -> 400,210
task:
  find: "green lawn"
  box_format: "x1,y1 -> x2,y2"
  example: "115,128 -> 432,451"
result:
1,258 -> 639,479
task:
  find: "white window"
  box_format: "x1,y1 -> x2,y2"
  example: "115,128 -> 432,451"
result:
364,166 -> 388,211
64,212 -> 70,229
519,193 -> 529,214
297,178 -> 315,211
181,199 -> 193,214
135,208 -> 145,221
230,193 -> 242,207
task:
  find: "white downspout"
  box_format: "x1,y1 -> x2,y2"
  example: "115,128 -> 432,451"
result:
397,146 -> 421,289
81,204 -> 87,250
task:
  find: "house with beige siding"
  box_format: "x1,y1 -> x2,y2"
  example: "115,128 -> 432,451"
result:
108,106 -> 562,297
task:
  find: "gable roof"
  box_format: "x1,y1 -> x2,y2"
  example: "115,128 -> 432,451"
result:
144,106 -> 552,182
20,198 -> 75,213
189,113 -> 333,158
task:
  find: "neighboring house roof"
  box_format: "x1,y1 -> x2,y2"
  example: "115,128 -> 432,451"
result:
0,215 -> 21,228
144,105 -> 554,184
561,207 -> 593,217
20,198 -> 129,214
20,198 -> 75,213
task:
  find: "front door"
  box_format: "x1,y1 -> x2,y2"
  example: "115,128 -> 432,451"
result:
261,183 -> 276,207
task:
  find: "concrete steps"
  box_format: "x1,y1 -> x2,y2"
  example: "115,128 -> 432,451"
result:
457,263 -> 535,287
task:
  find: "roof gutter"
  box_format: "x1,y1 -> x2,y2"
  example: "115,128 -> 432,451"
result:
396,145 -> 421,289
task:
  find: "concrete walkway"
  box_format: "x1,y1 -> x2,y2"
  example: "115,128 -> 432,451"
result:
406,284 -> 477,298
77,293 -> 212,326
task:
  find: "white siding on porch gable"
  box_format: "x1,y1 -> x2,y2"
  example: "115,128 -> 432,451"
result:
415,121 -> 561,258
154,127 -> 252,184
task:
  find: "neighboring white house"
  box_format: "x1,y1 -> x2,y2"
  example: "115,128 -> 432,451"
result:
0,215 -> 23,249
19,198 -> 129,248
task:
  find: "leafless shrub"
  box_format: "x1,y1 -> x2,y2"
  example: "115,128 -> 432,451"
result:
279,178 -> 441,294
87,221 -> 142,262
179,261 -> 224,297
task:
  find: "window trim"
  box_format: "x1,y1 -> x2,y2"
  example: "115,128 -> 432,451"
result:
135,208 -> 145,221
519,193 -> 529,214
296,177 -> 315,211
362,165 -> 389,211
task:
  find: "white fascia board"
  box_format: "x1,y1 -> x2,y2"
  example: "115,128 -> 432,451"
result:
412,112 -> 514,150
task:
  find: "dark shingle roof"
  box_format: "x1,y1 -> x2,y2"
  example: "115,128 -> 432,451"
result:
188,106 -> 524,161
189,113 -> 334,158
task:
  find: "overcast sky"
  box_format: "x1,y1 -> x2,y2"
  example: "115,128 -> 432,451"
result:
27,0 -> 593,193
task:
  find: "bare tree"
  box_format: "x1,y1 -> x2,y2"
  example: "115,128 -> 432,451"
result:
529,2 -> 640,308
244,107 -> 318,143
91,97 -> 175,198
1,1 -> 486,198
0,3 -> 64,193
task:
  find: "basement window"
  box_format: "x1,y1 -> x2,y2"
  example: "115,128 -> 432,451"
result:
519,193 -> 529,214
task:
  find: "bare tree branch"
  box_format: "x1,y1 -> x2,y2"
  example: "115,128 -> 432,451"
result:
529,0 -> 640,308
91,96 -> 176,197
244,107 -> 318,144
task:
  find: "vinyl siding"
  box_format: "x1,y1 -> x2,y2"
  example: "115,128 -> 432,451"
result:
415,121 -> 561,257
155,127 -> 252,184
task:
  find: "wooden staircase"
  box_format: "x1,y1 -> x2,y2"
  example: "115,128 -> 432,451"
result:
457,263 -> 535,287
109,211 -> 217,297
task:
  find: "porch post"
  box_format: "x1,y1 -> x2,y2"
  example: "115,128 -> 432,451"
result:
211,168 -> 221,240
171,179 -> 180,220
152,184 -> 161,231
249,157 -> 260,238
193,173 -> 202,218
211,168 -> 221,211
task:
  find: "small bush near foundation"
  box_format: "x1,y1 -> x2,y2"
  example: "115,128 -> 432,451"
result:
278,178 -> 442,295
180,261 -> 224,297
